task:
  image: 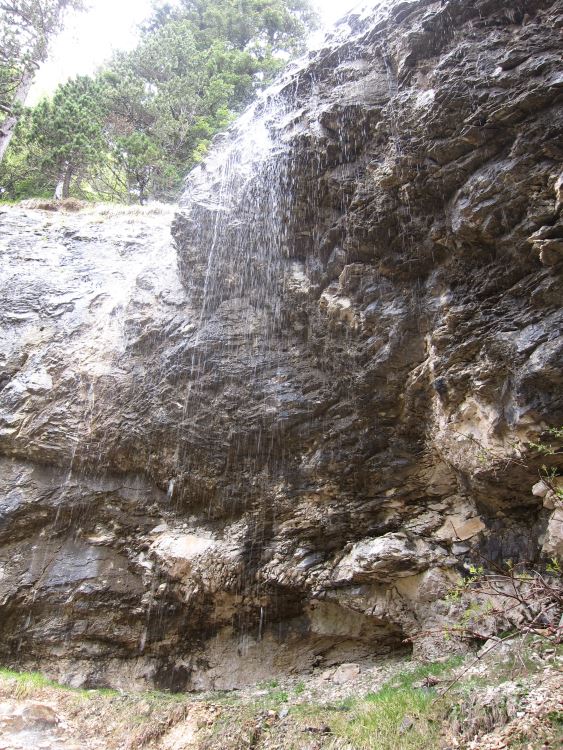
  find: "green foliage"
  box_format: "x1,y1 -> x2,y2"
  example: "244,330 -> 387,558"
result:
0,111 -> 51,198
0,667 -> 118,699
103,0 -> 317,199
112,132 -> 160,204
530,442 -> 557,456
146,0 -> 317,56
541,465 -> 563,496
0,667 -> 60,689
529,426 -> 563,457
446,565 -> 485,603
1,0 -> 317,203
293,680 -> 305,695
444,557 -> 563,652
537,457 -> 563,506
29,75 -> 109,196
0,1 -> 84,154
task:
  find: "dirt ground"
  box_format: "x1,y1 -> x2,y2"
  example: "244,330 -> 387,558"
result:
0,644 -> 561,750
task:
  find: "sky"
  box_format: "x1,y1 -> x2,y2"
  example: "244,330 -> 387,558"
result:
30,0 -> 364,102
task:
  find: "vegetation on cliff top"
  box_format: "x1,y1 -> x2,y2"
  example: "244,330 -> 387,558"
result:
0,1 -> 84,160
0,0 -> 318,204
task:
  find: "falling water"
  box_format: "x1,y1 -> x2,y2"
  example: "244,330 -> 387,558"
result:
169,85 -> 298,648
177,86 -> 294,320
170,72 -> 303,505
0,0 -> 411,687
166,0 -> 402,653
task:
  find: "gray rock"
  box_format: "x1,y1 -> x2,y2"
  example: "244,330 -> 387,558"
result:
331,534 -> 438,584
332,663 -> 360,685
0,0 -> 562,688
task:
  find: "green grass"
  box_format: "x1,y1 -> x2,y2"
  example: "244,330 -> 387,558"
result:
145,688 -> 188,704
283,659 -> 465,750
332,690 -> 439,749
386,657 -> 463,690
252,688 -> 290,708
1,651 -> 556,750
324,659 -> 462,750
293,680 -> 306,696
0,667 -> 119,699
0,667 -> 60,689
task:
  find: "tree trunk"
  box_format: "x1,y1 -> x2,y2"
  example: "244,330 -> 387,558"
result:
62,164 -> 73,198
54,176 -> 64,200
54,163 -> 73,200
0,69 -> 35,163
138,178 -> 147,205
0,112 -> 20,162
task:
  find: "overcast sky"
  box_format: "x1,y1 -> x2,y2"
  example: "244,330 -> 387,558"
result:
30,0 -> 364,102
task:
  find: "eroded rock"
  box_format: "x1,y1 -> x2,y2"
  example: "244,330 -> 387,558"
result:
0,0 -> 562,688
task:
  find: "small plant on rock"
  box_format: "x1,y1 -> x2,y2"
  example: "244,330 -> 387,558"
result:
445,558 -> 563,647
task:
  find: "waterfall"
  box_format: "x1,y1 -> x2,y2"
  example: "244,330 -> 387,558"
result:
2,0 -> 558,694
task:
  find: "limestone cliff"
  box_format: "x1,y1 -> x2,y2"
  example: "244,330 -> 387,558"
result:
0,0 -> 561,690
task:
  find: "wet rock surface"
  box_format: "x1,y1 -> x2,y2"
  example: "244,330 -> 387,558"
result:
1,0 -> 562,690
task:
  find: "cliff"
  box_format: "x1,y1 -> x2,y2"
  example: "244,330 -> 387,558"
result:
0,0 -> 561,690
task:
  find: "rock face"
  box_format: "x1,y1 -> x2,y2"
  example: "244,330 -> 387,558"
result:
0,0 -> 562,690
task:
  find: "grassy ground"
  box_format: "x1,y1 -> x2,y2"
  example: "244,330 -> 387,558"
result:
320,660 -> 461,750
0,640 -> 561,749
229,660 -> 464,750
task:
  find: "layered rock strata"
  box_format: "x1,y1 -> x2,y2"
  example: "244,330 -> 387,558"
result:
0,0 -> 561,689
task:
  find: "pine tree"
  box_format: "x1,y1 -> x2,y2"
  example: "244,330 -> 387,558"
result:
0,0 -> 84,161
103,0 -> 319,200
30,75 -> 108,198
